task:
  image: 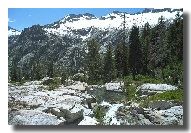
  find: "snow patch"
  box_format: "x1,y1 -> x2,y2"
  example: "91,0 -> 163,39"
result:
8,28 -> 21,37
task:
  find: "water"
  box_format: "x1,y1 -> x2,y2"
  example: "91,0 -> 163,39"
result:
87,86 -> 126,103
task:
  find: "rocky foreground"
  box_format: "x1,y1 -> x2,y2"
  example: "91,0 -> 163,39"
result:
8,78 -> 183,125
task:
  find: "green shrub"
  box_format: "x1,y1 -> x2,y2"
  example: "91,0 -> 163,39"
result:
94,106 -> 106,124
10,79 -> 30,86
148,89 -> 183,101
140,89 -> 183,107
72,73 -> 88,82
163,63 -> 183,87
124,83 -> 137,101
42,77 -> 61,91
123,75 -> 163,101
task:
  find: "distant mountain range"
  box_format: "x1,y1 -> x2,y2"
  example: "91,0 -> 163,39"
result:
8,8 -> 183,77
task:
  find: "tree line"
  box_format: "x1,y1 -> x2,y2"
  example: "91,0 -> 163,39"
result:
9,14 -> 183,87
86,13 -> 183,86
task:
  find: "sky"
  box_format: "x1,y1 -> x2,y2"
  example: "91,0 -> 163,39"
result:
8,8 -> 144,31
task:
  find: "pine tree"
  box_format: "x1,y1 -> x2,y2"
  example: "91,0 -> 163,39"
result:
164,13 -> 183,85
61,70 -> 67,85
167,13 -> 183,63
47,61 -> 54,78
140,22 -> 151,75
9,59 -> 22,82
156,16 -> 168,69
34,61 -> 41,80
148,16 -> 168,79
114,42 -> 128,78
10,61 -> 18,82
114,13 -> 129,78
103,45 -> 116,83
86,39 -> 102,84
129,25 -> 142,79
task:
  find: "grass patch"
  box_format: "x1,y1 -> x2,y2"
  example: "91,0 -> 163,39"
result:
148,89 -> 183,101
123,75 -> 163,101
134,74 -> 163,84
140,89 -> 183,107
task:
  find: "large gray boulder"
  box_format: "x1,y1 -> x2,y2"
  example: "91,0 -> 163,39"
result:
137,84 -> 177,96
58,108 -> 84,125
105,82 -> 124,92
9,110 -> 62,125
44,107 -> 84,125
143,106 -> 183,125
148,100 -> 175,110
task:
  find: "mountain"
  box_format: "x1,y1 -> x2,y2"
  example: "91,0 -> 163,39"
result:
43,9 -> 182,40
8,27 -> 21,47
8,26 -> 21,37
8,8 -> 183,79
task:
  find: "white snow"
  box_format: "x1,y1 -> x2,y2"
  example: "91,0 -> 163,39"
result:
44,10 -> 182,38
8,28 -> 21,37
105,82 -> 124,92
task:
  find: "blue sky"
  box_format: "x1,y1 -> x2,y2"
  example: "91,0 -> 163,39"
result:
8,8 -> 144,31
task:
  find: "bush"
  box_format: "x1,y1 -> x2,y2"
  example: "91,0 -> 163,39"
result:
93,105 -> 106,124
72,73 -> 88,82
42,77 -> 61,91
163,63 -> 183,88
148,89 -> 183,101
123,75 -> 163,101
124,82 -> 137,101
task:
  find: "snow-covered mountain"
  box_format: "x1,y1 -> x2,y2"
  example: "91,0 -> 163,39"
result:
43,8 -> 182,40
8,8 -> 183,77
8,26 -> 21,37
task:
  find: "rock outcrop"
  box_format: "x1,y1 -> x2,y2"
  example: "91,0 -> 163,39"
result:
8,80 -> 183,126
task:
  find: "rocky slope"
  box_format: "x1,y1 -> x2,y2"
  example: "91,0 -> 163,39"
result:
8,79 -> 183,125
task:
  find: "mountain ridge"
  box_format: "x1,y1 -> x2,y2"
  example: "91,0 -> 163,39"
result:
8,8 -> 183,79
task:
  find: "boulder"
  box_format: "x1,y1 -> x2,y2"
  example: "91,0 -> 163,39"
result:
137,114 -> 153,125
148,101 -> 174,110
105,82 -> 124,92
78,116 -> 99,125
86,97 -> 96,109
67,81 -> 87,91
129,106 -> 145,114
9,110 -> 62,125
137,84 -> 177,96
59,108 -> 84,125
143,106 -> 183,125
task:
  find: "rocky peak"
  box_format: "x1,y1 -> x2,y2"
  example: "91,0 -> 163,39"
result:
8,26 -> 21,37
